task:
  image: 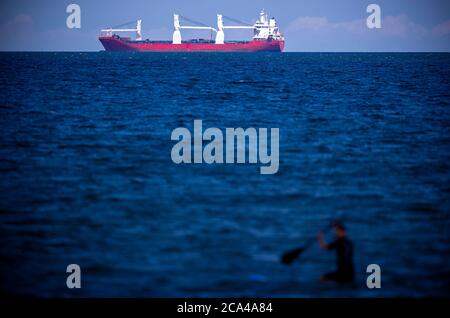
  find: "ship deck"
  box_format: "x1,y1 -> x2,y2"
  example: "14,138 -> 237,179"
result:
127,39 -> 251,45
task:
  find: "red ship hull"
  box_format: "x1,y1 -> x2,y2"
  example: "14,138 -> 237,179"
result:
99,36 -> 284,52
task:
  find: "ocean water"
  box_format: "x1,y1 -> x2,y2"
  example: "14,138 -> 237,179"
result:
0,52 -> 449,297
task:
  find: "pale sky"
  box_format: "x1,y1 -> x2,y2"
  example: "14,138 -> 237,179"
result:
0,0 -> 449,51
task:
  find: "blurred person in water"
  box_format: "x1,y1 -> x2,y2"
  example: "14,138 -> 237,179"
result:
318,221 -> 355,283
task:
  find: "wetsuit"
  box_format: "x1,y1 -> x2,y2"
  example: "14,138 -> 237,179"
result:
323,237 -> 355,283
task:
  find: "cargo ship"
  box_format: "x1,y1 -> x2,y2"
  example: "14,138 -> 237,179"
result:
99,10 -> 285,52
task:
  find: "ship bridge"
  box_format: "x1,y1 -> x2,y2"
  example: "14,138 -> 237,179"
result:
252,10 -> 284,41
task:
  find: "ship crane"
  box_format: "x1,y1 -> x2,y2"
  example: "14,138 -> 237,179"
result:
101,20 -> 142,41
215,15 -> 253,44
173,15 -> 217,44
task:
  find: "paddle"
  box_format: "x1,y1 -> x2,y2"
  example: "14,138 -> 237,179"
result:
280,246 -> 307,265
280,222 -> 335,265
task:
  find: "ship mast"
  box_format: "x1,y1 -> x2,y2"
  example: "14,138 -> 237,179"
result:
173,14 -> 217,44
215,15 -> 253,44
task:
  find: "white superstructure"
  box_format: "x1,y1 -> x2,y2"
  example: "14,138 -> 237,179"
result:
252,10 -> 283,41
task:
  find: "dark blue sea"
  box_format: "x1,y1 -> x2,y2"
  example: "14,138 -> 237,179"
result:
0,52 -> 449,297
